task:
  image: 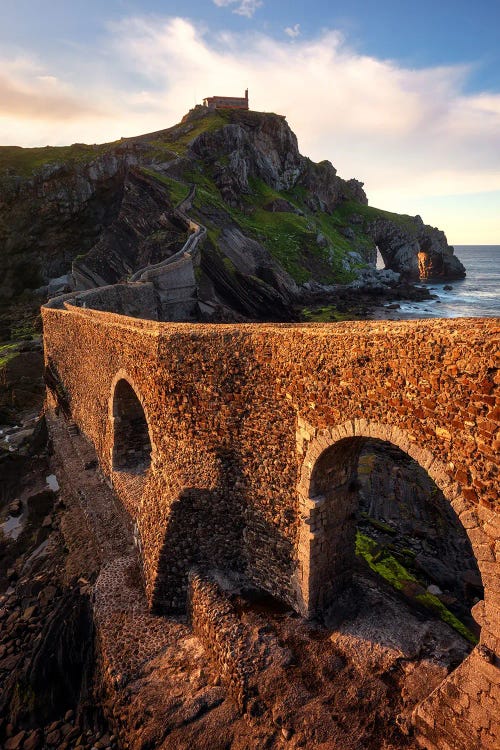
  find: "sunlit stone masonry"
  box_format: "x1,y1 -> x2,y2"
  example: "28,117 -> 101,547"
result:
42,291 -> 499,750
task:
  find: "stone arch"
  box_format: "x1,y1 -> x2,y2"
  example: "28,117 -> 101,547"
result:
295,419 -> 487,626
109,372 -> 153,474
296,420 -> 500,750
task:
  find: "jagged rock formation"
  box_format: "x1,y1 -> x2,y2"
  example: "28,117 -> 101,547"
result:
187,108 -> 366,211
199,229 -> 298,320
0,145 -> 146,301
0,106 -> 465,325
366,215 -> 465,280
72,169 -> 188,289
188,111 -> 305,203
301,161 -> 367,213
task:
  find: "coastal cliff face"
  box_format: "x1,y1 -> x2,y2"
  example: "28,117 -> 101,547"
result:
0,146 -> 143,301
188,109 -> 367,211
0,106 -> 464,327
189,111 -> 305,201
72,168 -> 188,289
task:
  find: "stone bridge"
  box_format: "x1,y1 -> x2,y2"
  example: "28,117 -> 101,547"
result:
41,301 -> 499,749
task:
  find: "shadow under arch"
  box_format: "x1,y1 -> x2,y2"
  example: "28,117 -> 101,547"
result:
296,421 -> 485,634
150,445 -> 247,614
109,371 -> 153,474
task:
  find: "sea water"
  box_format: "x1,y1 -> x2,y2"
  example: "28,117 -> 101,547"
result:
380,246 -> 500,319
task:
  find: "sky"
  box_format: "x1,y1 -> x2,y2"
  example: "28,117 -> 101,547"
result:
1,1 -> 500,244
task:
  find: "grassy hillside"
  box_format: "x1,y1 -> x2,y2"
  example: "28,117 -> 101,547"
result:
0,142 -> 116,177
136,110 -> 422,285
145,165 -> 374,285
0,106 -> 429,331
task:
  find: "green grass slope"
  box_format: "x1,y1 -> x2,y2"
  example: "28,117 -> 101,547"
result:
356,531 -> 478,644
0,108 -> 421,300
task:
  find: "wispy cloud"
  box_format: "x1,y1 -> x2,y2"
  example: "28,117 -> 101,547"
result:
0,54 -> 116,146
284,24 -> 301,39
106,19 -> 500,190
0,70 -> 105,121
213,0 -> 263,19
1,17 -> 499,241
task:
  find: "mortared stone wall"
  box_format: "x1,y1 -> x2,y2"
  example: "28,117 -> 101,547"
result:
41,302 -> 499,749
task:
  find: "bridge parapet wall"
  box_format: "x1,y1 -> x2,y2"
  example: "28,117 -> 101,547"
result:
41,309 -> 498,592
41,306 -> 499,747
44,282 -> 159,320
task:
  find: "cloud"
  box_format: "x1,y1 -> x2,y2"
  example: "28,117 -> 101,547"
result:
213,0 -> 263,19
0,57 -> 108,122
0,73 -> 104,121
1,17 -> 499,241
284,24 -> 301,39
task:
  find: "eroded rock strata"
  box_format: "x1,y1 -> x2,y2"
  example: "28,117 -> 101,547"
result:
1,107 -> 464,330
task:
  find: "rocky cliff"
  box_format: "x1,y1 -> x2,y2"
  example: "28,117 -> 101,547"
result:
0,106 -> 465,327
366,213 -> 465,280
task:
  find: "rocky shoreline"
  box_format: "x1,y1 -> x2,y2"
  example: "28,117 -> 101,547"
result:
298,268 -> 435,322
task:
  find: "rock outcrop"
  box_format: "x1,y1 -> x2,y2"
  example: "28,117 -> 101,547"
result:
199,231 -> 297,321
188,111 -> 304,204
0,145 -> 147,302
0,106 -> 465,326
300,159 -> 368,213
187,108 -> 367,212
417,226 -> 466,280
366,215 -> 465,281
72,169 -> 188,290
